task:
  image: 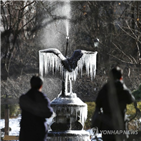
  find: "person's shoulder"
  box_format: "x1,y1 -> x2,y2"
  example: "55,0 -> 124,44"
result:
38,91 -> 47,97
19,90 -> 29,99
115,79 -> 122,84
115,80 -> 124,89
115,80 -> 131,93
22,89 -> 34,97
37,91 -> 50,101
117,80 -> 129,90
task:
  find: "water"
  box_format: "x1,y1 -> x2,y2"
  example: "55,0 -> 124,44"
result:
39,1 -> 72,52
64,1 -> 71,37
39,50 -> 97,80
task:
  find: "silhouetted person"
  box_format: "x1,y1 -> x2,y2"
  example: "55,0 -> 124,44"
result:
94,66 -> 135,141
19,75 -> 53,141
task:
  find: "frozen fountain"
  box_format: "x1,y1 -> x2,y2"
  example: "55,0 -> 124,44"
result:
39,41 -> 97,141
39,1 -> 97,140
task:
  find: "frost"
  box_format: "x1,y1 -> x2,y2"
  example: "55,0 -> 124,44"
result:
39,49 -> 97,80
39,49 -> 97,94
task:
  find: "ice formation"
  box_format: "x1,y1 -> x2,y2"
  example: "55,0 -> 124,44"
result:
51,96 -> 87,127
39,48 -> 97,84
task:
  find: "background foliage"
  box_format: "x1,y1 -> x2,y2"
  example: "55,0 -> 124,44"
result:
84,102 -> 141,130
1,1 -> 141,110
1,104 -> 20,119
133,84 -> 141,100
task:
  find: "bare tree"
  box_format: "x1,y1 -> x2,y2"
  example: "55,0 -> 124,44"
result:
1,1 -> 141,100
1,1 -> 37,79
69,1 -> 141,95
1,1 -> 71,99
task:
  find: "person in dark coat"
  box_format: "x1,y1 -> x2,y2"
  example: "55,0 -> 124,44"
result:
95,66 -> 135,141
19,75 -> 53,141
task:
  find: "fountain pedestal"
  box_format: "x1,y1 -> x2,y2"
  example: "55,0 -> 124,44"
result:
39,47 -> 97,141
47,130 -> 90,141
47,93 -> 90,141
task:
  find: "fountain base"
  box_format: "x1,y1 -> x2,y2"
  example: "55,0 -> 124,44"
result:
47,93 -> 90,140
47,130 -> 90,141
50,93 -> 87,128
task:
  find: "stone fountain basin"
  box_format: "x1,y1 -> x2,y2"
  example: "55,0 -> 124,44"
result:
51,93 -> 86,106
47,130 -> 90,141
50,93 -> 87,127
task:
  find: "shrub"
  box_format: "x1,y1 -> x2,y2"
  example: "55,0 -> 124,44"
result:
132,83 -> 141,100
84,102 -> 141,130
1,104 -> 20,119
84,102 -> 96,129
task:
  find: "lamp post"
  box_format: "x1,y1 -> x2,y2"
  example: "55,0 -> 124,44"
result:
94,38 -> 99,48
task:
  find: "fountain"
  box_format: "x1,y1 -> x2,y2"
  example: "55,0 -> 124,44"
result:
39,40 -> 97,141
38,1 -> 98,140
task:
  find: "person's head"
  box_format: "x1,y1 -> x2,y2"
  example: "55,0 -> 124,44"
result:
30,75 -> 43,90
109,66 -> 123,81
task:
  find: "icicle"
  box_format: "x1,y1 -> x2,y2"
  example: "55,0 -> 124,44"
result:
39,51 -> 44,77
39,50 -> 64,77
39,49 -> 97,84
76,51 -> 97,80
69,78 -> 72,94
65,71 -> 68,94
44,53 -> 47,75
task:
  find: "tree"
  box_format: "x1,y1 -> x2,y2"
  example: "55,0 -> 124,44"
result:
1,1 -> 71,99
1,1 -> 141,100
1,1 -> 37,80
69,1 -> 141,92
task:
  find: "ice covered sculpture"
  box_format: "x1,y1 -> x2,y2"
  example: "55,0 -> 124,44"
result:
39,48 -> 97,141
39,48 -> 97,96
